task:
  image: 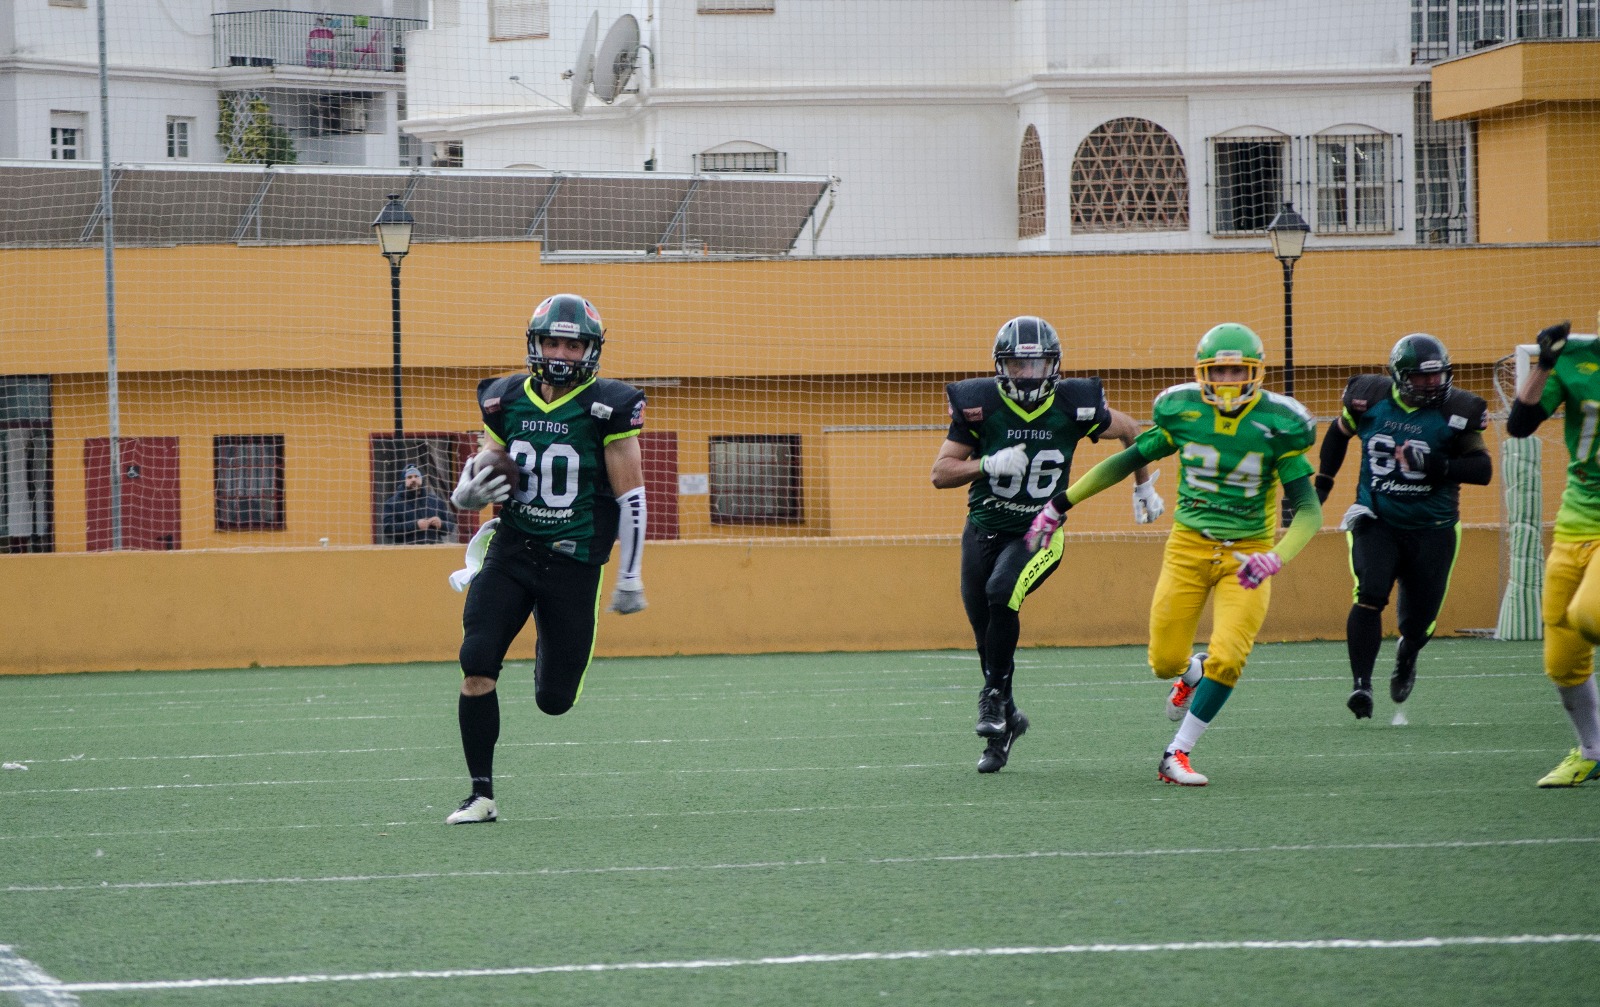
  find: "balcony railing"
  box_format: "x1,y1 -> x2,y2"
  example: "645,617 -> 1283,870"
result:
1412,0 -> 1600,63
213,10 -> 425,73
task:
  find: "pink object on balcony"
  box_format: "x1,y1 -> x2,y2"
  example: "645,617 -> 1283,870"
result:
351,28 -> 384,69
306,25 -> 336,68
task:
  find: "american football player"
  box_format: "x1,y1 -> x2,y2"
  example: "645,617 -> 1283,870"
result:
1507,320 -> 1600,787
1315,333 -> 1492,719
931,315 -> 1161,774
443,293 -> 649,823
1026,323 -> 1321,786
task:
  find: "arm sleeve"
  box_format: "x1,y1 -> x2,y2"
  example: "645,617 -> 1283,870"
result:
1446,448 -> 1493,486
1057,443 -> 1153,509
1315,419 -> 1353,501
1505,399 -> 1548,438
614,486 -> 646,585
1274,475 -> 1322,564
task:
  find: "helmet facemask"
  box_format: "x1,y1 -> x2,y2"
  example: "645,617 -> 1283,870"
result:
993,316 -> 1062,407
526,294 -> 605,388
1195,352 -> 1264,413
1389,334 -> 1453,409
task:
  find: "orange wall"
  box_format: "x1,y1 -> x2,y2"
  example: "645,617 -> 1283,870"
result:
0,528 -> 1504,676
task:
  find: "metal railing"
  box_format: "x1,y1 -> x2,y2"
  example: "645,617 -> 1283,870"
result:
213,10 -> 425,72
1412,0 -> 1600,63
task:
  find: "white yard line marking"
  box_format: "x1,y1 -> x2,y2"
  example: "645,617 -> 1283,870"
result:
0,944 -> 80,1005
6,836 -> 1594,895
0,934 -> 1593,995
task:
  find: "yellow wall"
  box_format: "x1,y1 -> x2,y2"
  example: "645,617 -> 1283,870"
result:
1433,40 -> 1600,242
0,528 -> 1504,676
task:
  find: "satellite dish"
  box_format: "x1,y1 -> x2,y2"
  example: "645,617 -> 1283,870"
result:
566,11 -> 598,114
593,14 -> 640,103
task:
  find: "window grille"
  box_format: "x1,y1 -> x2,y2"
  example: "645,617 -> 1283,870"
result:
1413,83 -> 1471,243
167,118 -> 192,159
696,150 -> 784,173
490,0 -> 549,39
1209,137 -> 1288,234
214,435 -> 285,531
1313,134 -> 1395,234
709,435 -> 802,525
1070,117 -> 1188,233
1017,125 -> 1045,238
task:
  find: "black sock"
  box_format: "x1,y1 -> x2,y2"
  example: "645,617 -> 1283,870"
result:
458,690 -> 500,799
984,603 -> 1021,700
1395,634 -> 1426,671
1347,605 -> 1382,690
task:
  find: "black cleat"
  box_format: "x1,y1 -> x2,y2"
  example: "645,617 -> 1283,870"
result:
975,687 -> 1008,737
1390,650 -> 1418,705
977,709 -> 1029,773
1346,687 -> 1374,720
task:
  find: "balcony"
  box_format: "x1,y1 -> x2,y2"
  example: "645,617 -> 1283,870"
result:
213,10 -> 425,73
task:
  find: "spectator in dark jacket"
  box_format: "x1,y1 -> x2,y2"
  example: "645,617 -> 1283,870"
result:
383,464 -> 455,544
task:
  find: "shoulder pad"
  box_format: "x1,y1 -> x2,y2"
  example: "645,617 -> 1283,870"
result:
585,377 -> 645,406
1152,382 -> 1201,416
1442,387 -> 1490,431
946,377 -> 1001,423
1053,376 -> 1105,418
1342,374 -> 1391,415
478,373 -> 526,414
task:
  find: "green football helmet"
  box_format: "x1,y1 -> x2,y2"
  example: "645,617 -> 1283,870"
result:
1389,333 -> 1453,408
1194,323 -> 1265,412
993,316 -> 1061,406
526,293 -> 605,387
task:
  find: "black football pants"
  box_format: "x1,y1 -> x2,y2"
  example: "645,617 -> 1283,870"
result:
1349,518 -> 1460,640
960,520 -> 1062,699
460,525 -> 604,716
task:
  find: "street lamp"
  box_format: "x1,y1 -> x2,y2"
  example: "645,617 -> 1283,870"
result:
372,193 -> 414,436
1265,201 -> 1310,398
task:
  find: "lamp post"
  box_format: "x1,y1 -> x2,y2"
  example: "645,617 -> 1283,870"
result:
1265,201 -> 1310,398
372,193 -> 414,436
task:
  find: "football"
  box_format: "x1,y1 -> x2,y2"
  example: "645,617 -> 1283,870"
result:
474,449 -> 522,491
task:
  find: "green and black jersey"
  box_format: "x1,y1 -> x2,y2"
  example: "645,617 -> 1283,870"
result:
1342,375 -> 1489,530
945,377 -> 1111,535
478,373 -> 645,564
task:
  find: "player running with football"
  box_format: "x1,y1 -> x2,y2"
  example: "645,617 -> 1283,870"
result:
932,315 -> 1161,773
442,293 -> 649,823
1025,323 -> 1321,786
1314,333 -> 1492,720
1506,320 -> 1600,787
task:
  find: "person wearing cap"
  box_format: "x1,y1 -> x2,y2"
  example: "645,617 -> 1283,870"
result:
382,463 -> 455,544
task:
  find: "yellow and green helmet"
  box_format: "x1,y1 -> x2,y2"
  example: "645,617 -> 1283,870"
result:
1194,322 -> 1265,411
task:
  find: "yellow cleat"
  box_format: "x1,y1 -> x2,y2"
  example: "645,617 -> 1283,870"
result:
1536,748 -> 1600,788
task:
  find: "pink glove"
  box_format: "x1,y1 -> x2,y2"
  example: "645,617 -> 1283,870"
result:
1025,503 -> 1064,553
1233,551 -> 1282,590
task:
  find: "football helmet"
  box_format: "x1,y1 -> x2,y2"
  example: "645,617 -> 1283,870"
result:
993,316 -> 1061,407
1389,333 -> 1453,409
1194,323 -> 1265,412
526,293 -> 605,387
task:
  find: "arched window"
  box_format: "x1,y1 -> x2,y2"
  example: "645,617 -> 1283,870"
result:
1070,118 -> 1188,233
1017,125 -> 1045,239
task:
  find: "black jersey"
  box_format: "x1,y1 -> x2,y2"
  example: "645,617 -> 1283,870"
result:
479,374 -> 645,563
946,377 -> 1111,535
1342,375 -> 1488,529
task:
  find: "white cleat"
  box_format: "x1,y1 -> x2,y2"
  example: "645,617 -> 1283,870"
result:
1157,748 -> 1208,786
1166,652 -> 1205,722
445,794 -> 497,824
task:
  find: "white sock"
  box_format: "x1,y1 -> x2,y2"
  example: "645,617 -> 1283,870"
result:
1558,677 -> 1600,761
1170,712 -> 1209,754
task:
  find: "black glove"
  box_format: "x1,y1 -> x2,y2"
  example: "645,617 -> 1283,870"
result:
1537,320 -> 1571,370
1398,442 -> 1449,483
1313,472 -> 1335,505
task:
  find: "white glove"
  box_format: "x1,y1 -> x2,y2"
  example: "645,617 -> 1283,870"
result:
1132,470 -> 1164,524
981,444 -> 1029,479
1233,551 -> 1283,590
450,456 -> 510,510
609,577 -> 647,614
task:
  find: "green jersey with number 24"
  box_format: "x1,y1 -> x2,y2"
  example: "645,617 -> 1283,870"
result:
1134,383 -> 1316,542
478,373 -> 645,563
1538,335 -> 1600,541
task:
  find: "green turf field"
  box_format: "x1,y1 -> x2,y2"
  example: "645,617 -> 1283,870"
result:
1,639 -> 1597,1005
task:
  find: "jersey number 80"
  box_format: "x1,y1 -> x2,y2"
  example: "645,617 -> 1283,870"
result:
507,439 -> 580,507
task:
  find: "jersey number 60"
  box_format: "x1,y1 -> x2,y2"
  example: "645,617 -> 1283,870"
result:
506,439 -> 580,507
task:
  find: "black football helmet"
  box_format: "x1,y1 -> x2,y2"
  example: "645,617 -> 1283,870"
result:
993,316 -> 1061,406
1389,333 -> 1453,408
526,293 -> 605,387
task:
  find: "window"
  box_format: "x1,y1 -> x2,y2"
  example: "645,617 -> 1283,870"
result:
1315,134 -> 1393,233
490,0 -> 548,39
368,433 -> 479,544
50,112 -> 86,160
214,435 -> 285,531
1413,84 -> 1471,243
699,0 -> 775,12
309,93 -> 372,136
0,377 -> 53,554
1209,136 -> 1287,234
166,117 -> 192,159
709,435 -> 802,525
48,0 -> 86,7
1017,125 -> 1045,239
696,148 -> 785,173
1071,117 -> 1188,233
433,141 -> 464,167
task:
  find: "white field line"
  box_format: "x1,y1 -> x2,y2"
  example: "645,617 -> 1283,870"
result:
0,934 -> 1594,995
0,944 -> 79,1005
5,836 -> 1595,896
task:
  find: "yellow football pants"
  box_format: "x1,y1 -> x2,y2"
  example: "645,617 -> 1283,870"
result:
1543,538 -> 1600,687
1148,525 -> 1275,689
